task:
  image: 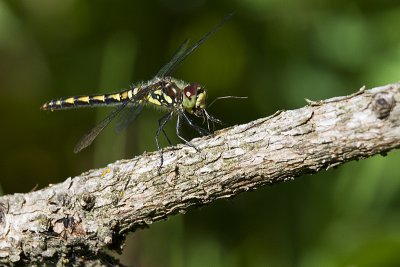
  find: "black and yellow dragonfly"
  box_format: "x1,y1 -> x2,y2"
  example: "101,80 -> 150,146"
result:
41,14 -> 234,168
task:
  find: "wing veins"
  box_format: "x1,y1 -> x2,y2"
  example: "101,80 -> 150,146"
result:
73,84 -> 155,153
73,101 -> 129,153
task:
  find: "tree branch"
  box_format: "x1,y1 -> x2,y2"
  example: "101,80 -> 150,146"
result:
1,82 -> 400,265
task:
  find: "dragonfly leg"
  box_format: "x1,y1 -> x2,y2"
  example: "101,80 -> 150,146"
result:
156,112 -> 173,173
158,115 -> 173,146
181,112 -> 210,136
203,109 -> 223,133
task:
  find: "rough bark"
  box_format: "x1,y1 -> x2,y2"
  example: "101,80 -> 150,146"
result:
0,82 -> 399,265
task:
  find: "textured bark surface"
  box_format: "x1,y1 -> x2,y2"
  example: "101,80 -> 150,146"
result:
1,83 -> 400,265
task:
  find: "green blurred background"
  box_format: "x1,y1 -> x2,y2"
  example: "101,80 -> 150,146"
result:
1,0 -> 400,266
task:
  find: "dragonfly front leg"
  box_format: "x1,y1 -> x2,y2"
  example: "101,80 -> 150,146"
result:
181,111 -> 210,136
156,112 -> 173,173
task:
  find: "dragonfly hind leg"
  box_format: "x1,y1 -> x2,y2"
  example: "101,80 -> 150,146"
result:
156,112 -> 173,173
158,114 -> 173,146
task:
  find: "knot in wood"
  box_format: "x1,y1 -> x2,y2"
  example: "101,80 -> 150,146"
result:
372,93 -> 395,119
79,193 -> 96,211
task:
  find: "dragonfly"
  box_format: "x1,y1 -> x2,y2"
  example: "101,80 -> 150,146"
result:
41,14 -> 236,170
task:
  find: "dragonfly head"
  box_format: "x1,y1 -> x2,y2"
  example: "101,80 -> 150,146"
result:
182,83 -> 207,116
181,82 -> 223,133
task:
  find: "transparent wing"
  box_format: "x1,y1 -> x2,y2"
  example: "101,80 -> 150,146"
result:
73,101 -> 129,153
115,103 -> 144,133
156,12 -> 234,77
73,84 -> 157,153
156,38 -> 190,77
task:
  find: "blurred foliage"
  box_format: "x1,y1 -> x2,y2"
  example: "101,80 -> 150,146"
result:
0,0 -> 400,266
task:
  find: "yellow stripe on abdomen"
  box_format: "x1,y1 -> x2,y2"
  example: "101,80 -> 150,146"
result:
41,88 -> 138,111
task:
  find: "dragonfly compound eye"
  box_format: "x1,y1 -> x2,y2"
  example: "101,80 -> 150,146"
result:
182,83 -> 200,112
195,88 -> 206,110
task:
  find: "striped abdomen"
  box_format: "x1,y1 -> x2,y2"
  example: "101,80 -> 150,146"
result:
41,89 -> 138,111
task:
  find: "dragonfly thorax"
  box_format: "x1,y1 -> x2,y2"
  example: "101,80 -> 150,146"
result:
181,83 -> 207,116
